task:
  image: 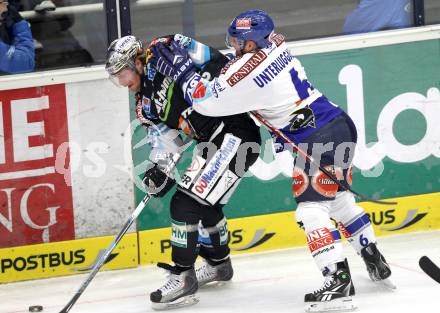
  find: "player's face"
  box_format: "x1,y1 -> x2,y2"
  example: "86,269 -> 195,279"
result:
226,35 -> 244,56
0,1 -> 8,17
111,68 -> 141,92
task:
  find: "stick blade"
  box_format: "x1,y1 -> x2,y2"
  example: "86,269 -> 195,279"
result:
419,256 -> 440,284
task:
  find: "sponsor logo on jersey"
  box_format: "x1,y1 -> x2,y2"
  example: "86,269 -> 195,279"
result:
172,54 -> 184,65
307,227 -> 335,253
193,81 -> 207,99
141,96 -> 157,120
174,59 -> 193,82
289,106 -> 316,131
235,18 -> 252,29
171,220 -> 188,248
147,63 -> 156,81
194,136 -> 239,194
153,76 -> 173,120
218,218 -> 229,245
221,56 -> 242,74
311,166 -> 343,198
227,50 -> 267,86
269,32 -> 285,47
312,245 -> 335,258
185,74 -> 202,103
200,137 -> 237,185
253,49 -> 293,88
135,96 -> 155,124
210,79 -> 226,98
292,167 -> 309,197
178,156 -> 206,189
180,174 -> 193,187
338,222 -> 351,239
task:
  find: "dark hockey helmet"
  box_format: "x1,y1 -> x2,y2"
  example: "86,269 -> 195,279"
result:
105,35 -> 142,76
226,9 -> 275,50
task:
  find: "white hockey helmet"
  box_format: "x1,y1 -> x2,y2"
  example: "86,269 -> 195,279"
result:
105,35 -> 143,76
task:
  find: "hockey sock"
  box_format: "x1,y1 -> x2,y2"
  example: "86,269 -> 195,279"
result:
338,213 -> 376,253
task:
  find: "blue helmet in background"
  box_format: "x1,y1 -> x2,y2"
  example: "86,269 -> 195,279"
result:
226,9 -> 275,50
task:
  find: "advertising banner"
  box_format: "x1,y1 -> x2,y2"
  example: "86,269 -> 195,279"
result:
0,233 -> 138,283
0,85 -> 75,248
138,192 -> 440,265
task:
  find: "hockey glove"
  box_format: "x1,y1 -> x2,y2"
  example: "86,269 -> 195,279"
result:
143,163 -> 175,197
152,41 -> 196,87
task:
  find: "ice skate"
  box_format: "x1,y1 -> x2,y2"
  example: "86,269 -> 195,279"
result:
361,242 -> 395,289
304,259 -> 357,313
196,258 -> 234,287
150,263 -> 199,310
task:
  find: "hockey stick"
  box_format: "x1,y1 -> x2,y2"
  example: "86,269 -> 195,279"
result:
58,193 -> 152,313
59,154 -> 182,313
251,111 -> 396,205
419,256 -> 440,284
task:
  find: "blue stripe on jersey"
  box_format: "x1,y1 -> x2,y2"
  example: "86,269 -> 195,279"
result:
345,213 -> 371,236
331,229 -> 342,241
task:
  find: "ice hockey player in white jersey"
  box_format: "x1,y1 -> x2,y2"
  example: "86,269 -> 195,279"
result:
151,9 -> 394,313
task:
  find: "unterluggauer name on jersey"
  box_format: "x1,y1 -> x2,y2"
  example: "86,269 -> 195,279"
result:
253,49 -> 293,88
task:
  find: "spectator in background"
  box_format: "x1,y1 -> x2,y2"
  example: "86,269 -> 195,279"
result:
25,0 -> 95,70
343,0 -> 412,34
0,0 -> 35,73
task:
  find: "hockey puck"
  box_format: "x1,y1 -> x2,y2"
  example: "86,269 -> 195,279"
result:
29,305 -> 43,312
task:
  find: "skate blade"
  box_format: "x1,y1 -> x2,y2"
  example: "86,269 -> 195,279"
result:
151,294 -> 199,311
374,277 -> 396,290
305,297 -> 357,313
199,279 -> 232,289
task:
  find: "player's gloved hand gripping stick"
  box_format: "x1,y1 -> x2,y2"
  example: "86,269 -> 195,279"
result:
58,153 -> 181,313
251,111 -> 396,205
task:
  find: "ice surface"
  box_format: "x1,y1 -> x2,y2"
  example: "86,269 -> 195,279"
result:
1,231 -> 439,313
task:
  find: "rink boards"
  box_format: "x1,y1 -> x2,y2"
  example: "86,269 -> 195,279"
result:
137,192 -> 440,265
1,191 -> 439,283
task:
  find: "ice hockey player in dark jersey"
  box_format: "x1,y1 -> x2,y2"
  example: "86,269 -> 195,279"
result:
151,9 -> 394,313
105,35 -> 261,310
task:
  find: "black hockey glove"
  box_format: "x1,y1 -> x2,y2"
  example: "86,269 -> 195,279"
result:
152,41 -> 196,87
143,163 -> 175,197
